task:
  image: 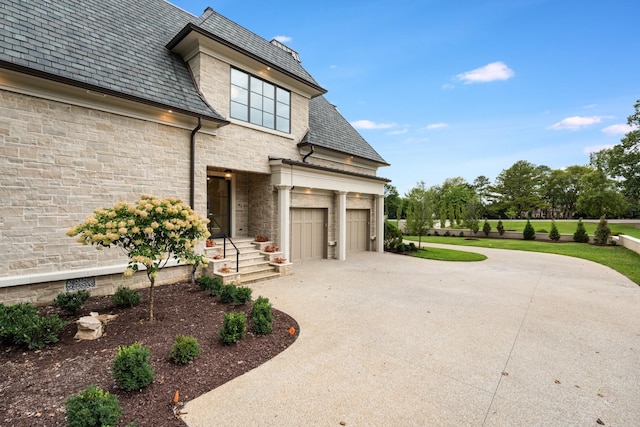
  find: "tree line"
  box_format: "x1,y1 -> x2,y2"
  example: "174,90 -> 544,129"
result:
386,99 -> 640,225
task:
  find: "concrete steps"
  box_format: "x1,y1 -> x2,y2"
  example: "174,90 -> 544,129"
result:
206,237 -> 284,285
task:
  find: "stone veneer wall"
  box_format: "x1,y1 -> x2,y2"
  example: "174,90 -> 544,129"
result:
247,173 -> 275,240
0,90 -> 203,276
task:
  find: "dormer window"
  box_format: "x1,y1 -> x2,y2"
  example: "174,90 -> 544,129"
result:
230,68 -> 291,133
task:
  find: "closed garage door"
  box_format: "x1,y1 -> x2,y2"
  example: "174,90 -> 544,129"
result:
347,209 -> 369,252
291,208 -> 326,262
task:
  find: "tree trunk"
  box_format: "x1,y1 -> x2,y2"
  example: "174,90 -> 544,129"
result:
148,275 -> 155,322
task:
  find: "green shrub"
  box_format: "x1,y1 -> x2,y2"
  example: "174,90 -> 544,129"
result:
594,215 -> 611,245
220,285 -> 252,304
220,312 -> 247,344
65,384 -> 121,427
0,303 -> 68,350
549,220 -> 561,242
444,230 -> 451,237
497,219 -> 505,236
111,286 -> 141,308
384,221 -> 403,250
523,219 -> 536,240
168,335 -> 200,365
482,220 -> 491,236
536,228 -> 548,234
408,242 -> 418,252
573,218 -> 590,243
235,286 -> 252,304
112,342 -> 155,391
252,296 -> 273,335
395,242 -> 406,252
197,275 -> 222,295
434,230 -> 440,236
52,290 -> 91,315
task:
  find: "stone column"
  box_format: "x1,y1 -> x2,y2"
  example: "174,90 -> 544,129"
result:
376,194 -> 385,253
336,191 -> 347,261
275,185 -> 291,262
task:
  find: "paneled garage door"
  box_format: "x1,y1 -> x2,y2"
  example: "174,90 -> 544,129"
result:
291,208 -> 326,262
346,209 -> 369,252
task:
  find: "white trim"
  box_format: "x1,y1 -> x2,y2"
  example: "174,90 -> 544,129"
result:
0,259 -> 183,288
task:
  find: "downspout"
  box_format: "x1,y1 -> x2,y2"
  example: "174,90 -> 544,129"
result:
302,144 -> 314,163
190,117 -> 202,208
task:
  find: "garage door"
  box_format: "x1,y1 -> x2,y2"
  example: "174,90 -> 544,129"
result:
346,209 -> 369,252
291,208 -> 326,262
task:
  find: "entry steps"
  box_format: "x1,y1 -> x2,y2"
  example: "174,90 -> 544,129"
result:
205,237 -> 282,284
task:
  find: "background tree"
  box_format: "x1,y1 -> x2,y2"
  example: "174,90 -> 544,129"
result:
67,195 -> 210,321
592,100 -> 640,217
384,183 -> 403,219
405,181 -> 435,248
491,160 -> 546,217
576,168 -> 627,218
438,177 -> 475,227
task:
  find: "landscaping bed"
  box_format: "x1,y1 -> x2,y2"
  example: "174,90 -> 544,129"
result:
0,281 -> 299,426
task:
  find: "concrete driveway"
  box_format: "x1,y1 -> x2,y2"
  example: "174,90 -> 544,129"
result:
183,245 -> 640,426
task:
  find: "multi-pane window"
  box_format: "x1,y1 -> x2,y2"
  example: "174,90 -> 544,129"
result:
230,68 -> 291,133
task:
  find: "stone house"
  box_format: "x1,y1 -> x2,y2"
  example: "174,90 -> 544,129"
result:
0,0 -> 389,304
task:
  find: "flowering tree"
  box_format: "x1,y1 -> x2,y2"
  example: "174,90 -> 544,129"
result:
67,195 -> 210,321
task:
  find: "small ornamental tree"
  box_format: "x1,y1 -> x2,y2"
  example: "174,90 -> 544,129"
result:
496,219 -> 505,236
67,195 -> 210,321
594,215 -> 611,245
573,218 -> 590,243
482,219 -> 491,237
549,220 -> 561,242
523,219 -> 536,240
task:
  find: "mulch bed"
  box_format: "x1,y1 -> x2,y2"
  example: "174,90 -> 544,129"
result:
0,282 -> 299,426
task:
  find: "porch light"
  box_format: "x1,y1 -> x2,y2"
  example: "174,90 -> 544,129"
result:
224,169 -> 232,179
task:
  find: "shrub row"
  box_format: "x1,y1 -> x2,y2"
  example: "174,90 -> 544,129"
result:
0,303 -> 68,350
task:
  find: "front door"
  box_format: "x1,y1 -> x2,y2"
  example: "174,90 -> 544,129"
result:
207,176 -> 231,238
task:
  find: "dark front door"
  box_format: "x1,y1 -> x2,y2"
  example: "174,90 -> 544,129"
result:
207,176 -> 231,238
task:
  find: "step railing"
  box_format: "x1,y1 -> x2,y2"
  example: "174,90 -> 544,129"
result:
209,217 -> 239,272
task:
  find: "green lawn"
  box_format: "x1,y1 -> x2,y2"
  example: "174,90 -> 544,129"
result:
409,247 -> 487,262
404,235 -> 640,285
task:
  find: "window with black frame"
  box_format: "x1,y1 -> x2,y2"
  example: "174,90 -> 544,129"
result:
230,68 -> 291,133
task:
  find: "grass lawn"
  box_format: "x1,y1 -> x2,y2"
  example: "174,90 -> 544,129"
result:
404,235 -> 640,285
409,247 -> 487,262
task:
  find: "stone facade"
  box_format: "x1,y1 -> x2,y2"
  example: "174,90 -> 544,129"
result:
0,6 -> 388,305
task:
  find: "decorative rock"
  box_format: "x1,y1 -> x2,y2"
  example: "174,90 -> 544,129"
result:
97,314 -> 118,325
74,315 -> 103,340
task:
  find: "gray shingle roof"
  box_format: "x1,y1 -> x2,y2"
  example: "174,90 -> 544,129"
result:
303,96 -> 389,165
0,0 -> 224,120
1,0 -> 387,166
168,7 -> 324,94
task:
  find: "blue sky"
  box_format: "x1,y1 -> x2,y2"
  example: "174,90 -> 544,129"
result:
170,0 -> 640,195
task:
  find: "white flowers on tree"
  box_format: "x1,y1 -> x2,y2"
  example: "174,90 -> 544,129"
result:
67,195 -> 210,321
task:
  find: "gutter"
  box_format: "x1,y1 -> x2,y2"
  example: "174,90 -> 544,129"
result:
190,117 -> 202,208
302,144 -> 314,163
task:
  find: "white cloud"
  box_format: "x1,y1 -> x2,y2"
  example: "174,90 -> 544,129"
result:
456,61 -> 515,84
548,116 -> 603,130
273,35 -> 292,43
350,120 -> 396,130
601,123 -> 638,135
424,123 -> 448,130
442,83 -> 455,90
387,128 -> 408,135
583,144 -> 614,154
